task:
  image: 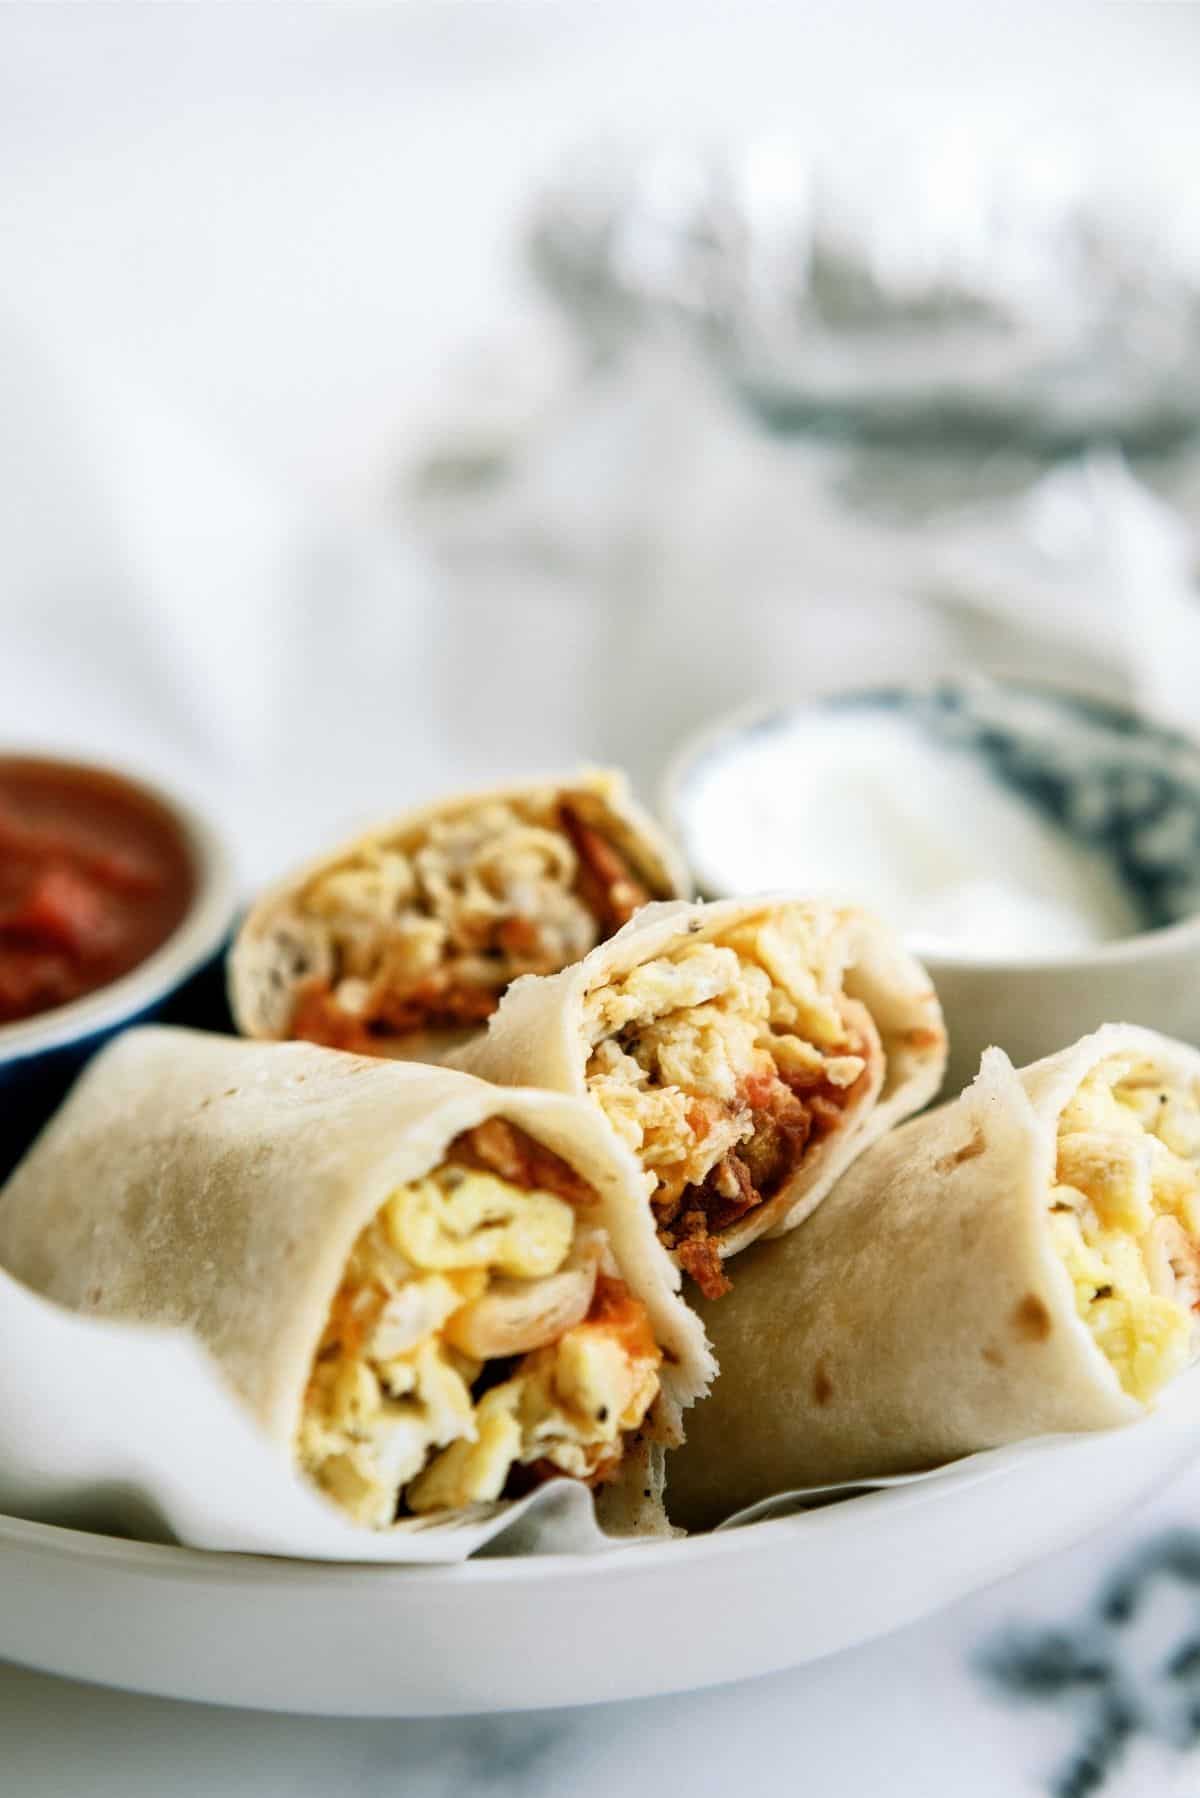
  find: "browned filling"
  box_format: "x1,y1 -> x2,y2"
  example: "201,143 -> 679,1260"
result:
557,804 -> 649,935
660,1049 -> 871,1299
583,915 -> 877,1301
289,801 -> 650,1054
450,1116 -> 599,1209
291,977 -> 499,1053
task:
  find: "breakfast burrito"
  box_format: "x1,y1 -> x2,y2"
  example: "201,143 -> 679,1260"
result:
455,897 -> 946,1296
666,1024 -> 1200,1529
229,770 -> 688,1062
0,1027 -> 711,1534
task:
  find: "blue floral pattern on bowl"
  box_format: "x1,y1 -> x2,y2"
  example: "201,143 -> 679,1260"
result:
727,680 -> 1200,935
0,940 -> 235,1185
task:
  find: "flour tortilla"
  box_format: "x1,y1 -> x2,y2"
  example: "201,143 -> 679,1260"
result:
455,896 -> 947,1260
0,1027 -> 712,1532
666,1025 -> 1199,1530
228,768 -> 689,1059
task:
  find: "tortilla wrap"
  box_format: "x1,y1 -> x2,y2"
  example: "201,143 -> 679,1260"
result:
667,1025 -> 1200,1529
0,1027 -> 711,1534
454,896 -> 946,1293
228,768 -> 689,1063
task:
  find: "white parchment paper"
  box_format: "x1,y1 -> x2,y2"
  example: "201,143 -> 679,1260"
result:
7,1256 -> 1198,1562
0,1266 -> 617,1563
714,1362 -> 1200,1531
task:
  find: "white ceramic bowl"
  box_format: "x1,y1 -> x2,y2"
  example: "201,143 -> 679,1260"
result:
665,678 -> 1200,1098
0,753 -> 238,1178
2,1365 -> 1199,1715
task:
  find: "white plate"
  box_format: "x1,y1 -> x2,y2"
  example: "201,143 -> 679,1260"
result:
2,1380 -> 1199,1717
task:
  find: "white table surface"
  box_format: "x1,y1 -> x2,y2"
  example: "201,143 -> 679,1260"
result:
5,5 -> 1200,1792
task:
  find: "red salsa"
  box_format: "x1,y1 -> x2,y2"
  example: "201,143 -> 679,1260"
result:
0,758 -> 196,1027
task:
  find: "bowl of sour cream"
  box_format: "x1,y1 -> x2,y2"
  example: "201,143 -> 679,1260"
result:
665,678 -> 1200,1098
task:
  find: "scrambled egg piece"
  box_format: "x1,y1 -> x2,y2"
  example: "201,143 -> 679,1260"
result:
1051,1056 -> 1200,1402
583,907 -> 867,1226
383,1171 -> 575,1279
287,792 -> 658,1047
406,1305 -> 661,1511
297,1152 -> 661,1526
307,801 -> 598,981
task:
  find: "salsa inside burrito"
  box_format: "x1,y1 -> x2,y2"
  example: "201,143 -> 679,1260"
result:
455,898 -> 946,1296
666,1025 -> 1200,1529
229,771 -> 687,1061
0,1028 -> 711,1532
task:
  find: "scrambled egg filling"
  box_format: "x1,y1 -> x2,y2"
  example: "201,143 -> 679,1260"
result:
1051,1056 -> 1200,1402
285,793 -> 650,1047
298,1126 -> 661,1525
583,906 -> 869,1293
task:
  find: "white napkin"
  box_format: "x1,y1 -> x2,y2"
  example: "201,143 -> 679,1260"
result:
407,335 -> 1200,794
930,451 -> 1200,736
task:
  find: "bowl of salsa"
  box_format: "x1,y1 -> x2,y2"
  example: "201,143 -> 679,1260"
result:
0,754 -> 237,1176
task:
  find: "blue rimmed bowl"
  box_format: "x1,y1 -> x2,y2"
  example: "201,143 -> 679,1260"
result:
0,757 -> 238,1181
666,678 -> 1200,1099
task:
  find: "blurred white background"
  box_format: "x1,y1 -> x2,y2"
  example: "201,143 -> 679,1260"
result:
5,1 -> 1200,887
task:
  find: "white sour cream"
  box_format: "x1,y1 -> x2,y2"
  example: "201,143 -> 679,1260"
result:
679,711 -> 1142,962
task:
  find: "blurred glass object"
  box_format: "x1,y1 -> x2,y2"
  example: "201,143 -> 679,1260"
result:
406,122 -> 1200,795
530,129 -> 1200,452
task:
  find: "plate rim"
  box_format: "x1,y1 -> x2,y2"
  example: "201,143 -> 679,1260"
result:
0,1431 -> 1103,1589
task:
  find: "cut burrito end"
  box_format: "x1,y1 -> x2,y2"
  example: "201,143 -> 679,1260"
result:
229,771 -> 686,1059
0,1029 -> 712,1537
663,1027 -> 1200,1530
1049,1053 -> 1200,1404
297,1118 -> 664,1526
581,904 -> 917,1296
457,895 -> 946,1298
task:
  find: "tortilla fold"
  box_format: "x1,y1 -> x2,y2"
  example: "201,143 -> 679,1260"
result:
667,1025 -> 1200,1529
0,1027 -> 711,1535
229,768 -> 688,1063
454,896 -> 946,1281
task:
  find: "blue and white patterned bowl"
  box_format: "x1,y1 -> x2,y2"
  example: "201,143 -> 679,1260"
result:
0,759 -> 238,1181
666,678 -> 1200,1098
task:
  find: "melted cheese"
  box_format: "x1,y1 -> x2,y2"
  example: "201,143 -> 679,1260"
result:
1052,1057 -> 1200,1402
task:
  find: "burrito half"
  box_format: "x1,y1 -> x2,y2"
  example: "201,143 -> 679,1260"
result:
0,1027 -> 711,1533
667,1024 -> 1200,1529
455,897 -> 946,1295
229,769 -> 687,1062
